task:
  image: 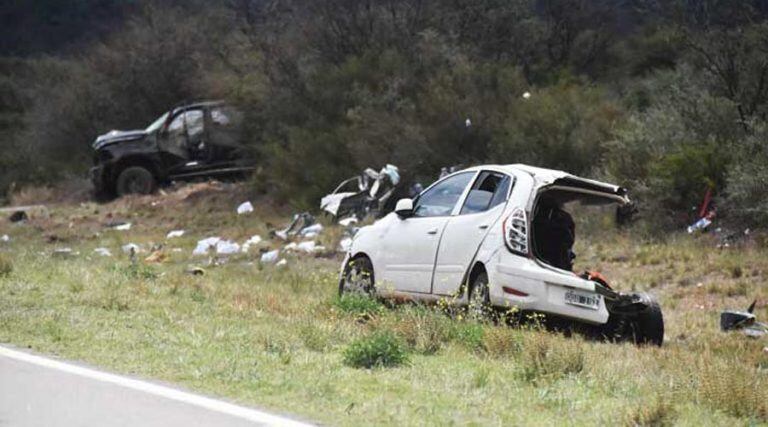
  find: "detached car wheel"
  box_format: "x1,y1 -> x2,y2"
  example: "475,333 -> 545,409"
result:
116,166 -> 156,196
604,292 -> 664,346
468,271 -> 492,321
339,256 -> 375,296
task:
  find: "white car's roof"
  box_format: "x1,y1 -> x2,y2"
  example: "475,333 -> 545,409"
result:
461,163 -> 626,196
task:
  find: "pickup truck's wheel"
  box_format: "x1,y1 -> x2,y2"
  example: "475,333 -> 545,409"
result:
603,292 -> 664,346
339,256 -> 375,296
468,271 -> 492,321
116,166 -> 156,196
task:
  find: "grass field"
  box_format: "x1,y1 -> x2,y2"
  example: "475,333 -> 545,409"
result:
1,183 -> 767,425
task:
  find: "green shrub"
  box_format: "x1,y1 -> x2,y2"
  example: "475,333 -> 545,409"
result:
343,331 -> 409,369
333,293 -> 384,319
450,322 -> 485,352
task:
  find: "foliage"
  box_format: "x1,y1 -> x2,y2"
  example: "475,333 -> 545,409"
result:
342,331 -> 409,369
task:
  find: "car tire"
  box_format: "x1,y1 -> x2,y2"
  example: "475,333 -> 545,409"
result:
603,292 -> 664,346
468,271 -> 492,321
116,166 -> 156,196
339,256 -> 375,296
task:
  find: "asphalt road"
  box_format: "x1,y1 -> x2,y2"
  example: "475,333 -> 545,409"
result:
0,345 -> 312,427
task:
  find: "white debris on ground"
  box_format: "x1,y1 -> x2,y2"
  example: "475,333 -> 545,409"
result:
276,258 -> 288,267
338,216 -> 357,227
284,242 -> 298,251
192,237 -> 241,256
94,247 -> 112,257
299,223 -> 323,239
113,223 -> 132,231
52,248 -> 76,257
0,234 -> 9,242
166,230 -> 185,239
241,235 -> 262,253
260,249 -> 280,263
236,201 -> 254,215
215,240 -> 240,255
122,243 -> 141,254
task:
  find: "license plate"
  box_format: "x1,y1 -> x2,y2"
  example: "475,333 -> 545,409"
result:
564,290 -> 600,310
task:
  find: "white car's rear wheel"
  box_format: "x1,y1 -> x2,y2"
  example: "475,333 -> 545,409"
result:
468,271 -> 492,321
339,256 -> 375,296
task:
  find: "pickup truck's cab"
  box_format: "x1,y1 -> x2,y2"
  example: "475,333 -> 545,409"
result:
90,101 -> 255,197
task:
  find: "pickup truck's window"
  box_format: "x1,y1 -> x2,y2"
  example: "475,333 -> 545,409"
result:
414,172 -> 473,217
460,172 -> 511,215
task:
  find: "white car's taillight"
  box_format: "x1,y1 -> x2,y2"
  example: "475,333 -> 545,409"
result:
503,208 -> 528,255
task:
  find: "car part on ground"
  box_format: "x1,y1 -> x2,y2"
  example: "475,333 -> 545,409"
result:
320,164 -> 401,219
271,212 -> 317,241
721,300 -> 767,338
341,163 -> 665,346
90,101 -> 255,199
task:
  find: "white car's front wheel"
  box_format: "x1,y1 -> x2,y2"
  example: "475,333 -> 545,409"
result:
339,256 -> 375,296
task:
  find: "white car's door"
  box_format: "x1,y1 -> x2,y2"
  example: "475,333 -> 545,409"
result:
380,171 -> 476,294
432,171 -> 513,296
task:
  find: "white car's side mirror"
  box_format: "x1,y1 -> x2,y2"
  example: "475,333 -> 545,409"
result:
395,198 -> 414,218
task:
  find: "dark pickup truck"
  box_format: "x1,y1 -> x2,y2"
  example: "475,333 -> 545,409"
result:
90,101 -> 255,197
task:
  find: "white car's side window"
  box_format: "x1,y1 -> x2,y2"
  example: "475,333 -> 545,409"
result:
413,172 -> 474,218
460,172 -> 512,215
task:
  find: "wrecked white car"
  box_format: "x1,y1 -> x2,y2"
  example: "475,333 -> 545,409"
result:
339,164 -> 664,346
321,164 -> 400,218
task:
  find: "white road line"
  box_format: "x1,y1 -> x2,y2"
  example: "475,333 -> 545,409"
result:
0,345 -> 313,427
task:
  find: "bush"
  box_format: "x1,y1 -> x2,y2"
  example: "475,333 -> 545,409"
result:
519,333 -> 585,383
343,331 -> 409,369
333,294 -> 384,319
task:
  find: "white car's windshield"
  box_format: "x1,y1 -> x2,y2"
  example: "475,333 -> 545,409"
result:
145,112 -> 169,133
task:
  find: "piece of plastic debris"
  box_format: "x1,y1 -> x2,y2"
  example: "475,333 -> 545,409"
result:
186,266 -> 206,276
122,243 -> 141,254
216,240 -> 241,255
52,248 -> 76,258
94,247 -> 112,257
276,258 -> 288,267
284,242 -> 298,251
144,250 -> 168,264
166,230 -> 185,239
241,235 -> 263,252
296,241 -> 317,253
338,216 -> 358,227
1,234 -> 9,242
721,300 -> 768,338
237,201 -> 254,215
113,223 -> 132,231
273,212 -> 316,240
522,91 -> 531,99
193,237 -> 221,256
300,223 -> 323,237
260,249 -> 280,263
9,211 -> 27,223
339,237 -> 353,252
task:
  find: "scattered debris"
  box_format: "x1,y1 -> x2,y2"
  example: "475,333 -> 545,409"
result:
260,249 -> 280,264
338,216 -> 358,227
320,164 -> 400,218
106,221 -> 132,231
276,259 -> 288,267
166,230 -> 185,239
1,235 -> 9,243
144,250 -> 168,264
237,201 -> 254,215
272,212 -> 316,241
216,240 -> 241,255
241,235 -> 263,253
296,241 -> 317,253
721,300 -> 767,338
9,210 -> 27,223
193,237 -> 221,256
522,91 -> 531,99
284,242 -> 298,251
52,248 -> 76,258
186,266 -> 206,276
93,247 -> 112,257
122,243 -> 141,254
299,223 -> 323,239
